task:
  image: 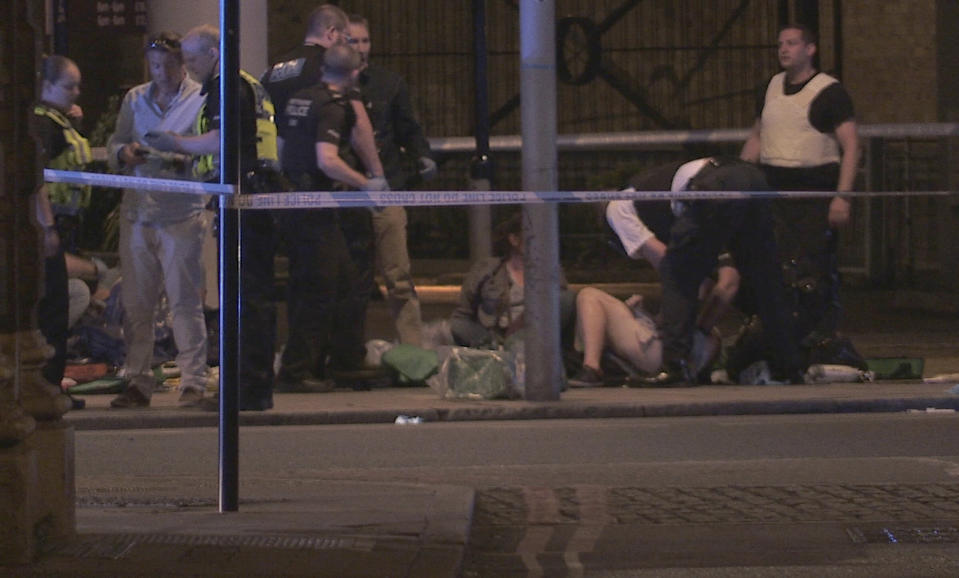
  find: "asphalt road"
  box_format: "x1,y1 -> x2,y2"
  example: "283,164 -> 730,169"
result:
76,413 -> 959,576
77,413 -> 959,489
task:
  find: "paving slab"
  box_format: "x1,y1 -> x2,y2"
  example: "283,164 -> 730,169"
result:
4,482 -> 474,578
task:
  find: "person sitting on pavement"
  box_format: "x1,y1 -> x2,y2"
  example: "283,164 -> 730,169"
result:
450,212 -> 577,350
569,288 -> 662,387
568,162 -> 740,387
569,286 -> 725,388
65,253 -> 119,330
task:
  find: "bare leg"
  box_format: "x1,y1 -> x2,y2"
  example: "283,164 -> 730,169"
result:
575,287 -> 610,372
577,286 -> 663,375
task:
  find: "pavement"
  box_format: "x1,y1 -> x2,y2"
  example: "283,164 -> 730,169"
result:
8,282 -> 959,576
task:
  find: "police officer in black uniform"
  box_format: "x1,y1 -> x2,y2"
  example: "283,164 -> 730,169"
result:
274,44 -> 386,391
262,4 -> 387,388
261,3 -> 383,180
643,157 -> 804,386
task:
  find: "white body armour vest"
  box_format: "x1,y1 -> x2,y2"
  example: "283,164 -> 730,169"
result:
759,71 -> 841,168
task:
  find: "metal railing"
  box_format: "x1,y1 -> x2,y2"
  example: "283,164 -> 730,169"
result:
423,124 -> 958,288
90,123 -> 958,286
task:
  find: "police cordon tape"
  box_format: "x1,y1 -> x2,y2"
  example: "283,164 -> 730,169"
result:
44,168 -> 234,195
45,168 -> 956,208
227,188 -> 958,209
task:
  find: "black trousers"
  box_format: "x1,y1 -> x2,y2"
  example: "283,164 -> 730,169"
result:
659,197 -> 802,376
238,210 -> 277,399
276,209 -> 359,380
39,247 -> 69,385
762,164 -> 842,338
331,208 -> 375,371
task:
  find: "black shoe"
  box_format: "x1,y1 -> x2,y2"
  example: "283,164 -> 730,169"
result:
200,395 -> 275,412
68,394 -> 86,410
240,391 -> 274,411
568,366 -> 605,388
330,365 -> 393,390
631,360 -> 695,388
769,368 -> 806,385
274,375 -> 335,393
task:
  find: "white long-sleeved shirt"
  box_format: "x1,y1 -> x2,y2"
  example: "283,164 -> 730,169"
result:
107,77 -> 206,223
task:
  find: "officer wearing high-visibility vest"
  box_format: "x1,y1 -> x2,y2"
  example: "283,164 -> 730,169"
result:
33,54 -> 89,391
188,67 -> 278,180
145,24 -> 281,411
34,55 -> 93,254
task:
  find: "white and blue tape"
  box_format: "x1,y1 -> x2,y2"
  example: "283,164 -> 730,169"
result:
44,169 -> 954,209
44,169 -> 234,196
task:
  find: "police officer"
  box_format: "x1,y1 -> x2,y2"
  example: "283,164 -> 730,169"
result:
642,157 -> 803,386
261,3 -> 383,181
34,55 -> 92,253
147,24 -> 281,411
274,44 -> 385,391
33,54 -> 90,390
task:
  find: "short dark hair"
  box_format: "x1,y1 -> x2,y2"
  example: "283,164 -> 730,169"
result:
322,43 -> 360,80
145,31 -> 183,60
41,54 -> 77,84
779,23 -> 817,45
348,14 -> 369,29
308,4 -> 348,36
492,213 -> 522,258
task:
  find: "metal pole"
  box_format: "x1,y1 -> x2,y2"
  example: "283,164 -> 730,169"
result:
469,0 -> 492,261
520,0 -> 561,401
218,0 -> 240,513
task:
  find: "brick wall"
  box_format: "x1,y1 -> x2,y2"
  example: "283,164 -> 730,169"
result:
268,1 -> 949,130
269,0 -> 783,136
842,0 -> 938,123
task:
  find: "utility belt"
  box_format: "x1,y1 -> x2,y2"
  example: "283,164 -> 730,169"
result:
244,162 -> 291,194
672,156 -> 762,217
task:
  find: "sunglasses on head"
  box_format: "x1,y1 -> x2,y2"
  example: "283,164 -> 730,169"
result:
147,36 -> 181,52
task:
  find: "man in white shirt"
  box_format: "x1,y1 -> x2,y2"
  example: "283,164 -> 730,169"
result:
107,32 -> 208,408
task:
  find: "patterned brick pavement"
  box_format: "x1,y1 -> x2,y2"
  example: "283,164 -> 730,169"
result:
474,484 -> 959,526
465,484 -> 959,576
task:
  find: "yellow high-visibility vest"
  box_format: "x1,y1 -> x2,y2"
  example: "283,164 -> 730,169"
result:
194,70 -> 279,179
34,103 -> 93,213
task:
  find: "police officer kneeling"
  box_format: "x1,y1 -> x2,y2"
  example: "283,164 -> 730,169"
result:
643,157 -> 804,387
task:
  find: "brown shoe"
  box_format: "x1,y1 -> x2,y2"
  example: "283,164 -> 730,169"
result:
110,386 -> 151,409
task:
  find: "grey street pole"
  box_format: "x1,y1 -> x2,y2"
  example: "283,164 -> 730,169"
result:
520,0 -> 562,401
